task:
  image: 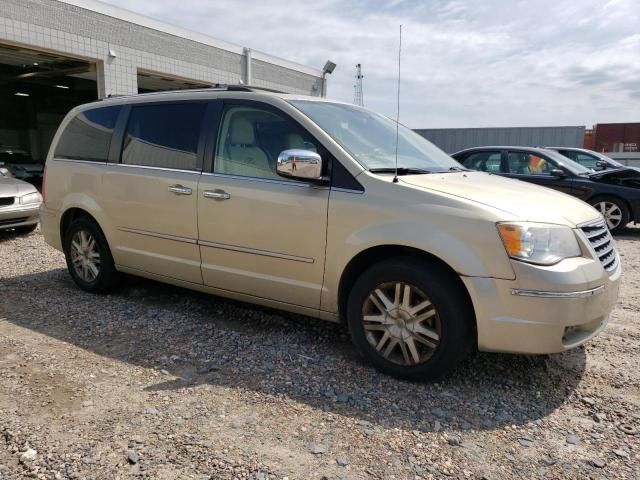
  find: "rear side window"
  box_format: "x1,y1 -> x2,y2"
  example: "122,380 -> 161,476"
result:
55,106 -> 121,161
121,103 -> 205,171
461,151 -> 502,173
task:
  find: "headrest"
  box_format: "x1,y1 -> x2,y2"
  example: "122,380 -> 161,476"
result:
229,116 -> 255,145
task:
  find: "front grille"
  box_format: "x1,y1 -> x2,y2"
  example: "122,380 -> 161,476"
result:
580,220 -> 618,272
0,196 -> 15,207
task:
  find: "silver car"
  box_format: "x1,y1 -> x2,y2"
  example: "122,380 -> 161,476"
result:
0,169 -> 41,233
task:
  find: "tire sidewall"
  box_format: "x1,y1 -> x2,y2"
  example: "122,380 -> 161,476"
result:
347,258 -> 472,381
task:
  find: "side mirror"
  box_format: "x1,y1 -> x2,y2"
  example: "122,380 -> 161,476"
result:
276,149 -> 326,182
550,168 -> 566,178
595,160 -> 608,170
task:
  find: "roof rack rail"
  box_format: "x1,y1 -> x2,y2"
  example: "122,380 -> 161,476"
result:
95,84 -> 287,101
212,84 -> 287,94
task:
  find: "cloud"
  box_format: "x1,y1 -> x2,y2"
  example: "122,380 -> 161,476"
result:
101,0 -> 639,128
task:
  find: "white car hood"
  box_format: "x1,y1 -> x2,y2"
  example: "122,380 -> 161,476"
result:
400,171 -> 600,227
0,176 -> 37,196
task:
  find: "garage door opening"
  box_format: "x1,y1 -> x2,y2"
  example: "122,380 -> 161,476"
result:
0,43 -> 98,187
137,69 -> 210,93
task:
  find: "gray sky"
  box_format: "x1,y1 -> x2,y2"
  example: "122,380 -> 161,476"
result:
102,0 -> 639,129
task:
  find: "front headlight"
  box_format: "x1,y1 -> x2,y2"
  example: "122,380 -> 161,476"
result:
20,192 -> 41,205
497,222 -> 581,266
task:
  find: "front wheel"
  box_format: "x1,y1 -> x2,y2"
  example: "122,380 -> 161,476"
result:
346,258 -> 473,381
63,217 -> 120,293
589,196 -> 629,234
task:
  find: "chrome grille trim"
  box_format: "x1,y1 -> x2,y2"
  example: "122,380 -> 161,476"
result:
579,218 -> 619,273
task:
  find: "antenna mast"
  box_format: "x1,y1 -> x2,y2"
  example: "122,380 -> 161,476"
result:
393,25 -> 402,183
353,63 -> 364,107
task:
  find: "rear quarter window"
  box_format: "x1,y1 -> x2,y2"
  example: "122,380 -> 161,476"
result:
55,106 -> 122,161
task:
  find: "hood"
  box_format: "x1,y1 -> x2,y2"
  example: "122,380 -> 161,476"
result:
0,176 -> 38,196
588,166 -> 640,184
400,171 -> 599,227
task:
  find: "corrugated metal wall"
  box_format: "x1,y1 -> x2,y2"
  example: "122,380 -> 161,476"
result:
414,126 -> 585,154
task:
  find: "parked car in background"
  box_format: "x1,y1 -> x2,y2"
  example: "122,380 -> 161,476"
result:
0,173 -> 41,233
453,146 -> 640,233
41,89 -> 620,380
545,147 -> 629,171
0,146 -> 44,188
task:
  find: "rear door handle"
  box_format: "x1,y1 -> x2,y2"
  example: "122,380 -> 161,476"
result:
203,190 -> 231,200
168,185 -> 192,195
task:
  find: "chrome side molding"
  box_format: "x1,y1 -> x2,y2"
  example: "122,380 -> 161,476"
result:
511,285 -> 605,298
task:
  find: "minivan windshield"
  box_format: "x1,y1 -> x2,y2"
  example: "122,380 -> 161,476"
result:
290,100 -> 463,173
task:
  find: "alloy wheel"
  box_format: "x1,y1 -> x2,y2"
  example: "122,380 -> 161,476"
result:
362,282 -> 441,366
595,201 -> 623,230
70,230 -> 101,282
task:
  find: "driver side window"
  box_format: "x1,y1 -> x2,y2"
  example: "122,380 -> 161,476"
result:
214,104 -> 319,181
507,151 -> 555,175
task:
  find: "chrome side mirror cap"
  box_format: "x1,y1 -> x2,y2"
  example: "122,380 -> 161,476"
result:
276,149 -> 325,182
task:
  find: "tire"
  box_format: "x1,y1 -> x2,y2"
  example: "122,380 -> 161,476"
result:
346,257 -> 473,381
15,224 -> 37,234
63,217 -> 120,293
589,196 -> 629,234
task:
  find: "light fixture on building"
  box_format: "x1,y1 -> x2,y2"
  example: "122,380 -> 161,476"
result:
14,92 -> 30,96
321,60 -> 336,98
108,49 -> 117,58
55,85 -> 70,89
32,62 -> 39,66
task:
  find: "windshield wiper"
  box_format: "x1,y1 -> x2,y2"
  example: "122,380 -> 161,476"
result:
448,166 -> 469,172
369,167 -> 434,175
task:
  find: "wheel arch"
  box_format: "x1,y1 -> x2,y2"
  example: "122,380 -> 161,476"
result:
337,244 -> 477,341
60,207 -> 102,242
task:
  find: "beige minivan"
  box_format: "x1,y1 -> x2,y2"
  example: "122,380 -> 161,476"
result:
41,87 -> 621,380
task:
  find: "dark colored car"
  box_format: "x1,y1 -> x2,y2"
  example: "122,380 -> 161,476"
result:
452,146 -> 640,233
545,147 -> 632,171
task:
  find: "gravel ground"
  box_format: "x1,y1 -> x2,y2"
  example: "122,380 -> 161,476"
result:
0,227 -> 638,480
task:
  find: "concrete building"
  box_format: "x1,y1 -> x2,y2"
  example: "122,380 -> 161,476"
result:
0,0 -> 325,161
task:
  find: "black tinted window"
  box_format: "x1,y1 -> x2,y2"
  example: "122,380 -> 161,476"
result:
122,103 -> 205,170
55,106 -> 121,161
462,151 -> 502,172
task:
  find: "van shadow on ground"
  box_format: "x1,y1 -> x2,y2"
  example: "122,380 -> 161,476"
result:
2,266 -> 586,434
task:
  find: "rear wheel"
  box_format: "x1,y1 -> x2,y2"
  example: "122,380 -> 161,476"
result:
589,196 -> 629,233
347,258 -> 473,381
63,217 -> 120,293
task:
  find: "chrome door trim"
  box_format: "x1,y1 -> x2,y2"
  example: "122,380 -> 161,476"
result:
117,226 -> 197,244
330,187 -> 365,195
198,239 -> 314,263
53,157 -> 107,165
511,285 -> 605,298
108,163 -> 202,175
201,172 -> 319,189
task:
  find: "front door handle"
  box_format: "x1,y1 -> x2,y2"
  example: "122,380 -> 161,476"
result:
203,190 -> 231,200
168,185 -> 192,195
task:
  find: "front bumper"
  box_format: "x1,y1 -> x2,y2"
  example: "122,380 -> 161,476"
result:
463,254 -> 621,354
0,203 -> 40,230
